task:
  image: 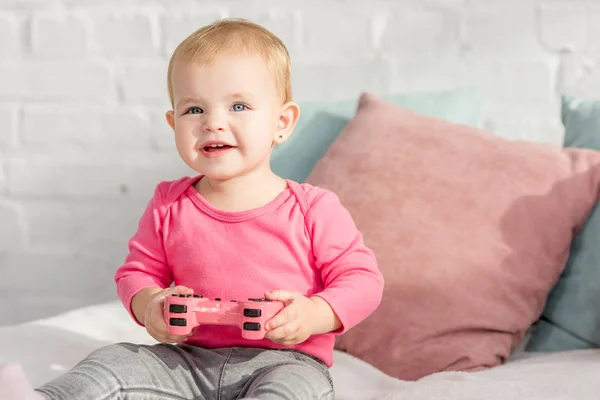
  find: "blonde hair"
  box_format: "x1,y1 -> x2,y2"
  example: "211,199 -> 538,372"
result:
167,18 -> 292,108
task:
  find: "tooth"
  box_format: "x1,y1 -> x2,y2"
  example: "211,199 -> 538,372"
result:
217,144 -> 224,147
210,144 -> 217,147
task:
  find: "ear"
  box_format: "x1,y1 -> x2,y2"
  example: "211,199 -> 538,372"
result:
273,101 -> 300,145
165,110 -> 175,132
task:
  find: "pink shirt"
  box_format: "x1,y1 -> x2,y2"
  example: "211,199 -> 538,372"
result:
114,176 -> 383,367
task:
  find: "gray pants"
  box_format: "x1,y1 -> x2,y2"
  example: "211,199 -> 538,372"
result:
35,343 -> 334,400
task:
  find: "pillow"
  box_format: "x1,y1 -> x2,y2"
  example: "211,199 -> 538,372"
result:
306,93 -> 600,381
527,96 -> 600,352
271,88 -> 482,182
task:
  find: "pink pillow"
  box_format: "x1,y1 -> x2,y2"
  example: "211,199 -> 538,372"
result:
306,92 -> 600,380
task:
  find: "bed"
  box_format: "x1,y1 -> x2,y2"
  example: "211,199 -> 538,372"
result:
1,301 -> 598,399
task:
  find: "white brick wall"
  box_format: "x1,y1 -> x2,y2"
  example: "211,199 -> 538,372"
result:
0,0 -> 599,325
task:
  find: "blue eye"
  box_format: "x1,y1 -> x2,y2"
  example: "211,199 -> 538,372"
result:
186,107 -> 203,114
231,103 -> 247,112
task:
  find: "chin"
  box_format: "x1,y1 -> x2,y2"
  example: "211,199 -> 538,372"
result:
198,167 -> 244,181
181,159 -> 234,179
187,157 -> 266,181
202,172 -> 238,181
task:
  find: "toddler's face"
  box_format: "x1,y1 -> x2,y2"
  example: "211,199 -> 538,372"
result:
167,54 -> 283,179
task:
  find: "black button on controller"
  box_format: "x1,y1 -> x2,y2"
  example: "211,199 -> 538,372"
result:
169,318 -> 187,327
243,308 -> 261,317
169,304 -> 187,313
243,322 -> 261,331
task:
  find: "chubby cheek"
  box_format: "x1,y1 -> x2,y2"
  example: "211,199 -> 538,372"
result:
174,128 -> 198,158
234,116 -> 278,152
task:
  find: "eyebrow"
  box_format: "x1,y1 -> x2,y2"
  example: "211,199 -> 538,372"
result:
176,97 -> 201,109
229,92 -> 253,101
175,93 -> 254,109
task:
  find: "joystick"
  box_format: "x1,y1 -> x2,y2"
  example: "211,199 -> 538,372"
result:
164,294 -> 285,340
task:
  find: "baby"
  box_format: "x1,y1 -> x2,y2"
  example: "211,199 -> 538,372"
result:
0,18 -> 384,399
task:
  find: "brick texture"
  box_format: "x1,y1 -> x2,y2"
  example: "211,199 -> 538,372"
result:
0,62 -> 114,102
0,12 -> 21,57
0,106 -> 16,150
0,0 -> 598,326
0,200 -> 25,253
31,13 -> 90,56
92,12 -> 158,57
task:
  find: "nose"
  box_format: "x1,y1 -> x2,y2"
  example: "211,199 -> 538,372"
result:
202,110 -> 226,133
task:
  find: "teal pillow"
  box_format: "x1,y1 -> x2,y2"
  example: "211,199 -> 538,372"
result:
527,96 -> 600,351
271,89 -> 483,182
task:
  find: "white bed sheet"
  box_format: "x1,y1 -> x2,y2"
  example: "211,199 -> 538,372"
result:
1,301 -> 599,399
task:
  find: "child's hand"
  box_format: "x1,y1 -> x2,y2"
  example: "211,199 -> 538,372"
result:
143,285 -> 195,344
263,290 -> 318,345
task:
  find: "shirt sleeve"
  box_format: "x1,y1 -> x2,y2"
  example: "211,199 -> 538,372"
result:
306,189 -> 384,334
114,183 -> 173,325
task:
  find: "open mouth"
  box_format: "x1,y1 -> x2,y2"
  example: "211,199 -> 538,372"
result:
199,142 -> 237,157
203,144 -> 234,152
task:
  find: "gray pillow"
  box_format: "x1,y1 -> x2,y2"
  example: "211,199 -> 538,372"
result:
527,96 -> 600,351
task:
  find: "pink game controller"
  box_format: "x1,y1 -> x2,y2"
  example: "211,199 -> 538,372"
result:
164,294 -> 285,340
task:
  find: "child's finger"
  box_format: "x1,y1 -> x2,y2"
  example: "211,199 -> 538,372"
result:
265,304 -> 297,330
164,285 -> 194,298
167,334 -> 190,343
264,289 -> 298,303
265,321 -> 299,342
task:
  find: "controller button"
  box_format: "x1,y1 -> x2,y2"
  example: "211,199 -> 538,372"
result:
169,304 -> 187,313
243,322 -> 261,331
169,318 -> 187,327
243,308 -> 261,317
